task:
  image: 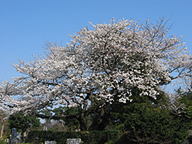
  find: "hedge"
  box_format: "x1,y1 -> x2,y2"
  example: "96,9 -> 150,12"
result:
26,130 -> 120,144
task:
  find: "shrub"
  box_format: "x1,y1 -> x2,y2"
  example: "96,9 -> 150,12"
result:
27,130 -> 120,144
122,104 -> 190,144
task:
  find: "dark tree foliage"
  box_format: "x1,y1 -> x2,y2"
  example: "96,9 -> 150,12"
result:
107,88 -> 191,144
88,88 -> 169,131
176,88 -> 192,129
177,88 -> 192,109
121,104 -> 190,144
52,106 -> 80,131
8,112 -> 40,134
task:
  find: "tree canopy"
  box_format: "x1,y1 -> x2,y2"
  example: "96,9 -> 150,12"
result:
0,18 -> 191,131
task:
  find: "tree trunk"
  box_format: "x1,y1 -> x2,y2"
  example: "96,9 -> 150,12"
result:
89,107 -> 105,130
79,114 -> 88,131
0,120 -> 5,139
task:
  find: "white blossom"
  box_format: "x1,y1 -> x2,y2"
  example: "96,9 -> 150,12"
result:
0,18 -> 191,115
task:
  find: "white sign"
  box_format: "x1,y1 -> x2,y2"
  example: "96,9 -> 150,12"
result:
67,138 -> 81,144
45,141 -> 56,144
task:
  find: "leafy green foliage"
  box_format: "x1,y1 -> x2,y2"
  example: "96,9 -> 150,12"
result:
175,88 -> 192,128
109,88 -> 167,129
8,112 -> 40,134
118,104 -> 190,144
53,106 -> 80,131
107,87 -> 192,143
41,106 -> 81,131
177,89 -> 192,109
27,130 -> 120,144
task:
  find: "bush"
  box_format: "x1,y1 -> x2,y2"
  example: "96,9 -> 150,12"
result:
116,131 -> 135,144
121,104 -> 190,144
27,130 -> 120,144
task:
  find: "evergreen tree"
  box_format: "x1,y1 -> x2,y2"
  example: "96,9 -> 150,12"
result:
8,112 -> 40,134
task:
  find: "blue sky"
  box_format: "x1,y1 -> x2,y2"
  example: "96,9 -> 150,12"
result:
0,0 -> 192,85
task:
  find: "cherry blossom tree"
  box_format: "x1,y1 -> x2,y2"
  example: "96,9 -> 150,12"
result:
0,18 -> 191,130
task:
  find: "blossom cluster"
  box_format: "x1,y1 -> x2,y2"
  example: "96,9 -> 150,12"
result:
0,18 -> 191,116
